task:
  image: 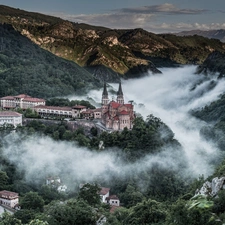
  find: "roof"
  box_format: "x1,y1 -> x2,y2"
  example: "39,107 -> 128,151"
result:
0,190 -> 19,199
124,104 -> 133,108
93,108 -> 102,112
106,195 -> 119,200
23,97 -> 45,102
72,105 -> 86,109
110,205 -> 120,213
0,111 -> 22,117
119,110 -> 129,115
0,96 -> 15,100
99,187 -> 110,195
34,105 -> 72,111
110,101 -> 121,109
14,94 -> 31,98
0,94 -> 45,102
117,82 -> 123,96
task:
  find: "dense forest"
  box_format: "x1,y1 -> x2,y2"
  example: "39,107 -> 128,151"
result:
0,24 -> 101,98
1,102 -> 225,224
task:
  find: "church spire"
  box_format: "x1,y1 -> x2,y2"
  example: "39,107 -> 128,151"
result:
117,82 -> 124,104
102,82 -> 109,105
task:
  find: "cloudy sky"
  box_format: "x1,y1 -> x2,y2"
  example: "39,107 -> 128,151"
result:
1,0 -> 225,33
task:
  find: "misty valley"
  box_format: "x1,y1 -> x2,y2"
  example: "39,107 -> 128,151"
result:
1,66 -> 225,224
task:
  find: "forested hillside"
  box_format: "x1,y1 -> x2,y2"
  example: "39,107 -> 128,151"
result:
0,23 -> 101,98
1,5 -> 225,80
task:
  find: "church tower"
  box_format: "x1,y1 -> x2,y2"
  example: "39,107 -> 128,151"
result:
117,82 -> 124,104
102,82 -> 109,105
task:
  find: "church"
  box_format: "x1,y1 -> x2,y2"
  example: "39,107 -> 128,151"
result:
101,82 -> 135,131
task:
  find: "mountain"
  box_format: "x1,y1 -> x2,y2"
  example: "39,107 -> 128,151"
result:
1,5 -> 225,80
0,23 -> 100,98
176,29 -> 225,43
196,51 -> 225,78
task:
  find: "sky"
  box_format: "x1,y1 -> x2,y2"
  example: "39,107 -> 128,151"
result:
1,0 -> 225,33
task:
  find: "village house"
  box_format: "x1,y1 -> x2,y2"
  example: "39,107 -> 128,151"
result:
99,187 -> 120,207
0,111 -> 22,127
0,94 -> 45,110
0,190 -> 19,208
99,187 -> 110,203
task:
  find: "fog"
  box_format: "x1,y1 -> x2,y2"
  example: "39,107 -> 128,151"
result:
2,66 -> 225,189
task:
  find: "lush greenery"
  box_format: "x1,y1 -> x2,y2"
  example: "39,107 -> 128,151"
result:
193,92 -> 225,151
1,112 -> 225,224
0,24 -> 101,98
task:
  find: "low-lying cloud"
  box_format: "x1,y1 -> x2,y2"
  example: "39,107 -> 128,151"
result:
1,66 -> 225,190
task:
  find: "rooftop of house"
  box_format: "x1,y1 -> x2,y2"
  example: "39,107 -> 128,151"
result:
34,105 -> 72,111
0,111 -> 22,117
106,195 -> 119,200
0,190 -> 19,199
99,187 -> 110,195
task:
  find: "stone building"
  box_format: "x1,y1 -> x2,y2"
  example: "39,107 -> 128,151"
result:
101,82 -> 135,131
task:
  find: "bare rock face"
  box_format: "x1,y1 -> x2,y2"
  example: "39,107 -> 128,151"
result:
196,177 -> 225,197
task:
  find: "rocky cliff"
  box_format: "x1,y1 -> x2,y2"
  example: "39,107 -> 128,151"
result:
1,5 -> 225,81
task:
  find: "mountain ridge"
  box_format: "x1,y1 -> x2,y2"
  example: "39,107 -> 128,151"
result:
1,5 -> 225,80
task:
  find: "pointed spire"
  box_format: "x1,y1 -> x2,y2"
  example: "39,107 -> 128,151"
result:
117,82 -> 123,96
102,82 -> 108,96
117,82 -> 124,104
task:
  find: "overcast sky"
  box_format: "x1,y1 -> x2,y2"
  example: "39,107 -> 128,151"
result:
1,0 -> 225,33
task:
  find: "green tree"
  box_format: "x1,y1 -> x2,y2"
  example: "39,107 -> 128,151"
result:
78,183 -> 101,206
20,192 -> 45,211
0,170 -> 8,189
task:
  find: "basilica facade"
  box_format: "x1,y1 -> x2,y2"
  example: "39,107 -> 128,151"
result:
101,83 -> 135,131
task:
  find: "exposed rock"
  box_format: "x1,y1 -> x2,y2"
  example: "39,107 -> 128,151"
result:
195,177 -> 225,197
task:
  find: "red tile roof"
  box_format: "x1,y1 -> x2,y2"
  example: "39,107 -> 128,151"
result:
72,105 -> 86,109
106,195 -> 119,200
119,110 -> 129,115
0,190 -> 19,199
0,111 -> 22,117
0,95 -> 45,102
34,105 -> 72,111
124,104 -> 133,108
110,101 -> 121,109
0,96 -> 15,100
99,187 -> 110,195
14,94 -> 31,98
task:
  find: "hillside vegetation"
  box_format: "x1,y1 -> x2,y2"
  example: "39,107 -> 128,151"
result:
0,23 -> 101,98
1,5 -> 225,80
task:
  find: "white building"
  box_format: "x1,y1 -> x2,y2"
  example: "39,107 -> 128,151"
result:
0,111 -> 22,127
0,190 -> 19,208
106,195 -> 120,206
99,187 -> 110,203
34,105 -> 87,118
0,94 -> 45,110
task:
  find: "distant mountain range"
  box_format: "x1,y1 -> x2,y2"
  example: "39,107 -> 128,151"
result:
1,5 -> 225,81
176,29 -> 225,43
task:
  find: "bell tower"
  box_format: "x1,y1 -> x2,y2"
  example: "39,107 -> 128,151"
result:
102,82 -> 109,105
117,82 -> 124,104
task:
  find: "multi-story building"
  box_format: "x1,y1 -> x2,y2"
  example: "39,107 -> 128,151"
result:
101,82 -> 135,131
33,105 -> 86,118
0,94 -> 45,110
0,190 -> 19,208
0,111 -> 22,127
